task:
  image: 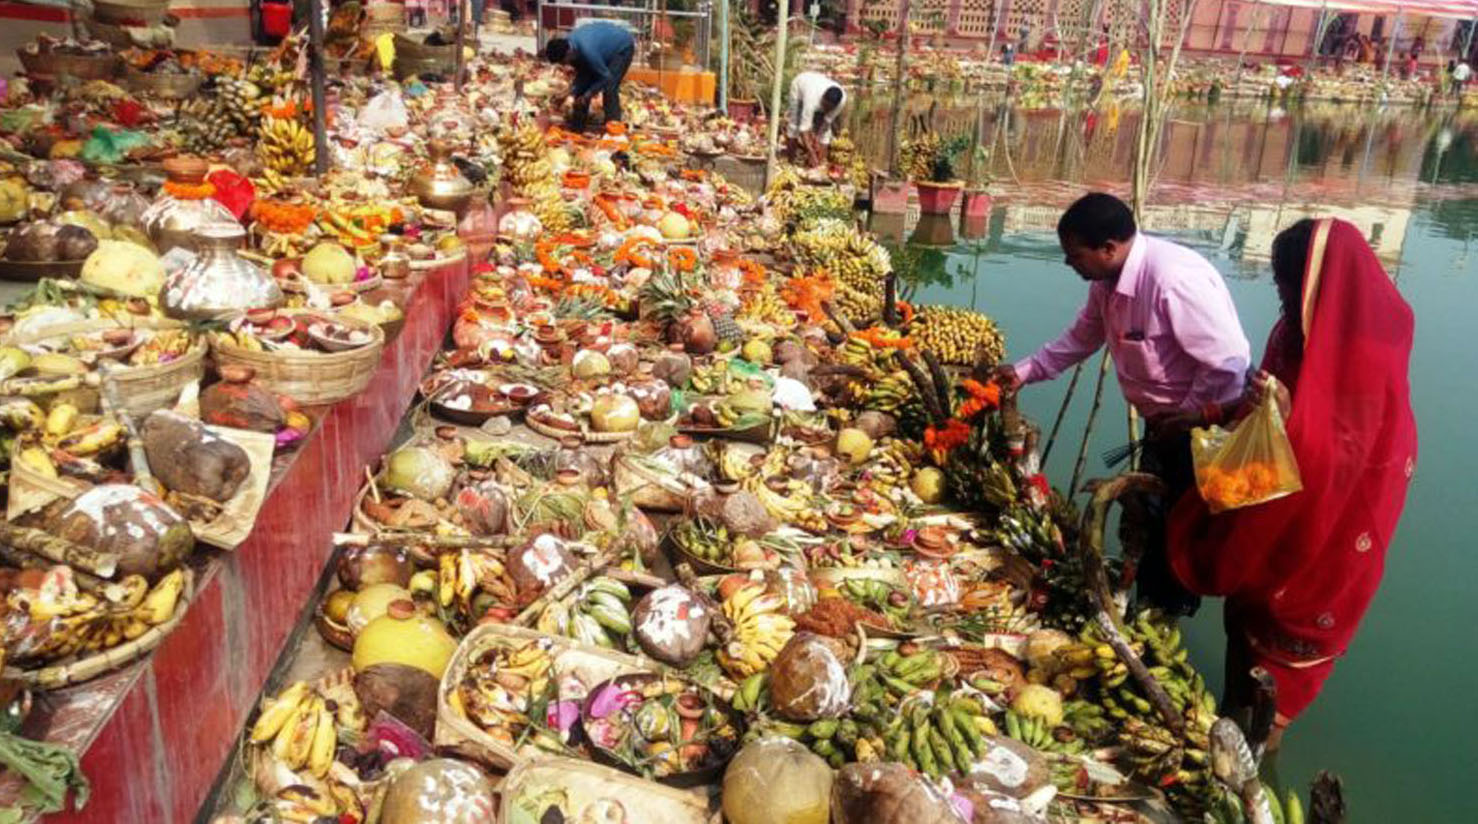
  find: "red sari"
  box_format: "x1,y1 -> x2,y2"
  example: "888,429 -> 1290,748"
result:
1167,219 -> 1417,721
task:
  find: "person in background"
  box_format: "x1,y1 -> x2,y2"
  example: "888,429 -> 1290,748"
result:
1168,218 -> 1416,750
1453,60 -> 1472,96
1002,42 -> 1016,66
786,70 -> 848,167
544,21 -> 635,133
995,193 -> 1250,615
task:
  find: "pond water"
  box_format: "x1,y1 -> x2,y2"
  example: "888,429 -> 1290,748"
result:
855,98 -> 1478,822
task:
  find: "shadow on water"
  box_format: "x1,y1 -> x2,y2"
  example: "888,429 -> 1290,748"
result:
857,97 -> 1478,822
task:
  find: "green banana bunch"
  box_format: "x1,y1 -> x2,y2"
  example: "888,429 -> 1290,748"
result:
555,577 -> 634,650
841,578 -> 913,627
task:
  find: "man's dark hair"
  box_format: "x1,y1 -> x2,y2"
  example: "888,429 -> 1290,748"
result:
545,37 -> 570,64
1057,192 -> 1136,248
821,86 -> 844,110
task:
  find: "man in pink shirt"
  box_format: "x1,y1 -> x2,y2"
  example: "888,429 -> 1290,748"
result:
998,193 -> 1251,613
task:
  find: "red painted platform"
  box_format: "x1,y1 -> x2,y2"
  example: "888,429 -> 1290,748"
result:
2,257 -> 470,823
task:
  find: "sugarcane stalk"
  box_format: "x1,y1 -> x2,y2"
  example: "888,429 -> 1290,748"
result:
332,532 -> 513,551
922,350 -> 954,419
0,374 -> 98,397
1077,473 -> 1183,735
898,354 -> 946,425
820,299 -> 857,336
883,273 -> 899,328
0,523 -> 119,579
1041,361 -> 1084,464
97,364 -> 156,496
1068,349 -> 1113,498
0,544 -> 110,593
513,543 -> 622,627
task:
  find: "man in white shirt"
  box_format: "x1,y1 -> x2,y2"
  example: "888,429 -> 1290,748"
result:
1454,61 -> 1472,95
787,71 -> 847,167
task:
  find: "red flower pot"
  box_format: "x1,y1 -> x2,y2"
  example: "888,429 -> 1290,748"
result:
915,180 -> 963,216
871,172 -> 909,215
727,99 -> 760,123
962,189 -> 992,219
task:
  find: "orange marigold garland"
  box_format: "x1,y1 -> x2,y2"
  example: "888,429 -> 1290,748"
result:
667,246 -> 698,272
162,179 -> 217,200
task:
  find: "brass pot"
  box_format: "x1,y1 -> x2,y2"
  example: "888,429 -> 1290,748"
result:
411,140 -> 475,214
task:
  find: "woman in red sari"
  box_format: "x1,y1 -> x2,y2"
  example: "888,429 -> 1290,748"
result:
1167,218 -> 1417,748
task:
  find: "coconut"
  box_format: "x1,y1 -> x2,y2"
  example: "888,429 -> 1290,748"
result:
571,349 -> 611,379
382,445 -> 456,501
631,585 -> 711,666
769,633 -> 852,722
835,428 -> 874,465
855,411 -> 898,440
723,738 -> 832,824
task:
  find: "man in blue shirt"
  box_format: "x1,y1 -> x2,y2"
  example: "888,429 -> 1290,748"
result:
544,21 -> 636,133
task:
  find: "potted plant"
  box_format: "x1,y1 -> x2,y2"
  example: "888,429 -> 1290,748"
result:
900,133 -> 965,216
960,142 -> 992,221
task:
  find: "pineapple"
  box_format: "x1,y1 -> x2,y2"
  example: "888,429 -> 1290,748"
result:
638,268 -> 694,326
702,298 -> 742,345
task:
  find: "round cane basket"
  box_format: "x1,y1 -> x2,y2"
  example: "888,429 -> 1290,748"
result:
2,568 -> 194,689
210,311 -> 384,406
11,318 -> 207,418
16,50 -> 120,81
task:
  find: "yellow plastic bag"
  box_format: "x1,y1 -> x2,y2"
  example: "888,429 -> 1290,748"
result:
1189,378 -> 1302,513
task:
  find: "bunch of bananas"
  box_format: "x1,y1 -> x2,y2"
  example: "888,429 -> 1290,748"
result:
742,473 -> 827,533
688,360 -> 751,395
833,284 -> 883,327
498,120 -> 552,193
249,678 -> 361,778
836,335 -> 890,375
868,647 -> 948,694
857,370 -> 914,414
736,284 -> 794,328
716,582 -> 795,679
535,577 -> 633,650
452,641 -> 555,745
767,169 -> 852,229
854,438 -> 921,502
9,401 -> 124,479
909,305 -> 1006,366
1077,612 -> 1219,811
826,132 -> 870,189
900,134 -> 943,181
6,568 -> 186,663
791,221 -> 890,295
1002,708 -> 1085,754
210,329 -> 266,352
437,547 -> 514,617
870,692 -> 993,780
176,77 -> 261,152
262,784 -> 362,824
246,63 -> 296,91
258,116 -> 316,175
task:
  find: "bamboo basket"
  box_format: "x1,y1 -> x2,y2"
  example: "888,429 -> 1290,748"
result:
2,568 -> 194,689
435,623 -> 654,770
10,317 -> 207,418
16,50 -> 120,81
210,311 -> 384,406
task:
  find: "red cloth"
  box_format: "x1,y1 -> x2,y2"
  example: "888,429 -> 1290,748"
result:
1167,219 -> 1417,720
207,169 -> 255,222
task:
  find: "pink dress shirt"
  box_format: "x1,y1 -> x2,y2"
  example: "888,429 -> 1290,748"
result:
1014,234 -> 1250,418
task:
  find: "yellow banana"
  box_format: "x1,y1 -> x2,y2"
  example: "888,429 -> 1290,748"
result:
16,446 -> 56,479
44,403 -> 78,438
139,569 -> 184,625
307,701 -> 337,777
251,680 -> 311,743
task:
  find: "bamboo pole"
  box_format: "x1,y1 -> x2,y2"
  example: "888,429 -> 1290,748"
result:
1232,3 -> 1266,98
718,0 -> 730,110
1381,10 -> 1404,89
455,0 -> 467,91
886,0 -> 913,176
1068,349 -> 1112,498
1041,361 -> 1084,464
765,4 -> 791,180
308,0 -> 329,176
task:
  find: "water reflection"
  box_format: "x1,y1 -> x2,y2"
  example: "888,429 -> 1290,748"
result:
852,98 -> 1478,280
